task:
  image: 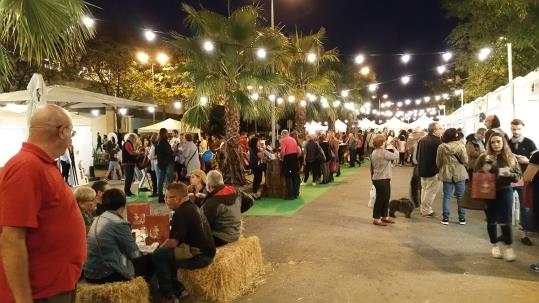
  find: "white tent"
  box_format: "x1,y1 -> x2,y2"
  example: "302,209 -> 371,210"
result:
305,121 -> 327,134
383,117 -> 410,131
409,116 -> 434,129
0,84 -> 153,109
138,118 -> 201,134
0,108 -> 92,185
335,120 -> 347,132
358,118 -> 376,129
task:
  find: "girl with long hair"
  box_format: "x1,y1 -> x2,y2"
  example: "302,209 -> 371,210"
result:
474,132 -> 521,261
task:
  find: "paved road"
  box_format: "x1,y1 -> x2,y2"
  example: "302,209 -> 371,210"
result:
235,166 -> 538,303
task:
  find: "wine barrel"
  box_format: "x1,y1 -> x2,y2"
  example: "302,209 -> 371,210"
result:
262,159 -> 288,199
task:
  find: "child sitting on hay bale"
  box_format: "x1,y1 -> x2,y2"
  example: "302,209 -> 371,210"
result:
152,182 -> 216,302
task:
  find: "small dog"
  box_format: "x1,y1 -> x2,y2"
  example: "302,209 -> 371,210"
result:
389,198 -> 414,218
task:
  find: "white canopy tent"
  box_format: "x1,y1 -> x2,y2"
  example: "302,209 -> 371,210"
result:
409,115 -> 434,129
0,84 -> 153,109
443,69 -> 539,144
382,117 -> 411,131
0,108 -> 92,185
358,118 -> 376,129
305,121 -> 328,134
334,119 -> 347,132
138,118 -> 201,134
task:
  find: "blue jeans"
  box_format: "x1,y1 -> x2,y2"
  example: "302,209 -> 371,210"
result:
152,247 -> 213,298
157,163 -> 175,200
442,180 -> 466,220
485,187 -> 513,245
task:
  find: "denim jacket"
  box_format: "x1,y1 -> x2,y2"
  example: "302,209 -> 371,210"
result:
83,210 -> 141,280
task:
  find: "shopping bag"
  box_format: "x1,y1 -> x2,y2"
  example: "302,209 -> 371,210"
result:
461,184 -> 487,210
330,160 -> 339,173
471,172 -> 496,200
144,215 -> 170,245
368,185 -> 376,208
127,203 -> 150,229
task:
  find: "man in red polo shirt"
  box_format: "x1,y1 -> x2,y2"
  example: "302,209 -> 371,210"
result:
0,104 -> 86,303
280,130 -> 301,200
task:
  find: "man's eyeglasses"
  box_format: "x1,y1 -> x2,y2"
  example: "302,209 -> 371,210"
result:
31,125 -> 76,137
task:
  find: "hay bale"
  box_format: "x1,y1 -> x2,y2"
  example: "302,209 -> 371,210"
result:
77,277 -> 150,303
179,236 -> 264,302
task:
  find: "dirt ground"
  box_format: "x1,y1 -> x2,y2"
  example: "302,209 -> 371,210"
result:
232,166 -> 539,303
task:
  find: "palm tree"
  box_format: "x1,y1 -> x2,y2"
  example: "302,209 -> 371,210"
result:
0,0 -> 94,84
170,4 -> 287,185
279,28 -> 339,139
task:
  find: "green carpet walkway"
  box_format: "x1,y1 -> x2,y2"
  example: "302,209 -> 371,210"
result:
244,165 -> 361,217
125,164 -> 364,216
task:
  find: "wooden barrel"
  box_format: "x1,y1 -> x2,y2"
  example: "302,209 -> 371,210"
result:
262,159 -> 288,199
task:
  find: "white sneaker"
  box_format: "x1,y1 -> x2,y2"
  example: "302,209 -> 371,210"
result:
312,182 -> 317,186
491,245 -> 502,259
300,182 -> 307,186
503,246 -> 516,262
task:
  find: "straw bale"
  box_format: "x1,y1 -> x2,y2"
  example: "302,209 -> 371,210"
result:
76,277 -> 150,303
179,236 -> 264,302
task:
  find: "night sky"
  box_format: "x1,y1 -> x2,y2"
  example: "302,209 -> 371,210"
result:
89,0 -> 456,102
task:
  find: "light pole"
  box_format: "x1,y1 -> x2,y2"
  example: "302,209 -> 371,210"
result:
270,0 -> 276,148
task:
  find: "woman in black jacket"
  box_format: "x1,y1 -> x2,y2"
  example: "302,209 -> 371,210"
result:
155,128 -> 174,203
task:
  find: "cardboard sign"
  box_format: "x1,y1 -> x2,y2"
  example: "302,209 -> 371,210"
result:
144,215 -> 170,245
127,203 -> 150,229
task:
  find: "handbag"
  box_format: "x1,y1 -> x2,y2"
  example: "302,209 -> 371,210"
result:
368,185 -> 376,208
330,161 -> 339,173
471,172 -> 496,200
461,184 -> 487,210
91,216 -> 116,277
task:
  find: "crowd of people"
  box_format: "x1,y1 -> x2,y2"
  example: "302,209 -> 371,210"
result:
369,115 -> 539,269
0,104 -> 538,303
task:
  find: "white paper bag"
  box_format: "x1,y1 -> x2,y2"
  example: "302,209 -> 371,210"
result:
368,185 -> 376,208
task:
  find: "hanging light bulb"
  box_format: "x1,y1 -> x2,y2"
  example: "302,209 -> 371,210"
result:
300,100 -> 307,107
144,29 -> 156,41
277,97 -> 284,104
401,75 -> 411,85
478,47 -> 492,61
256,48 -> 267,59
287,95 -> 296,103
251,93 -> 259,100
360,66 -> 370,76
368,83 -> 378,92
268,94 -> 276,102
200,96 -> 209,106
437,65 -> 446,74
202,40 -> 215,52
404,99 -> 412,105
442,51 -> 453,62
91,109 -> 99,116
307,52 -> 317,63
354,54 -> 365,64
333,100 -> 341,108
401,53 -> 411,64
341,90 -> 349,98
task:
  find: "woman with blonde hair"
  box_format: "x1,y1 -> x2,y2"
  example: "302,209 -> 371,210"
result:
74,187 -> 97,234
370,134 -> 399,226
188,169 -> 208,206
474,132 -> 521,261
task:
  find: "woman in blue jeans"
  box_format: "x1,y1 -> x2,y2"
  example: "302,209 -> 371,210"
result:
474,133 -> 521,261
436,128 -> 469,225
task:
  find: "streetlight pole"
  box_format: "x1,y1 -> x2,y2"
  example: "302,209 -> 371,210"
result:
270,0 -> 276,148
507,42 -> 515,118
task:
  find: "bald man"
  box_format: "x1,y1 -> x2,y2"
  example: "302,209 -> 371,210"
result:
0,104 -> 86,303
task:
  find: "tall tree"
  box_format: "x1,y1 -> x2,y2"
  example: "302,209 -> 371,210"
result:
279,29 -> 339,139
170,4 -> 286,185
443,0 -> 539,100
0,0 -> 94,84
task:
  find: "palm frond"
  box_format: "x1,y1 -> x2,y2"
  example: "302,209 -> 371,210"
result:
182,104 -> 210,129
0,43 -> 13,84
0,0 -> 94,65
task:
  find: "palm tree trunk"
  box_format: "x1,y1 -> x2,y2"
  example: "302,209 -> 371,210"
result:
328,120 -> 335,131
294,105 -> 307,139
221,103 -> 247,185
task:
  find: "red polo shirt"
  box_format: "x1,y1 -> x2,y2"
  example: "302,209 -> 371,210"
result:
0,143 -> 86,301
280,136 -> 299,156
